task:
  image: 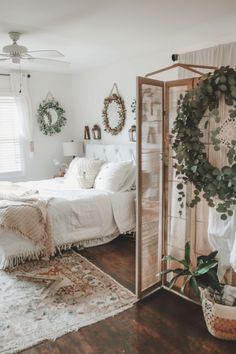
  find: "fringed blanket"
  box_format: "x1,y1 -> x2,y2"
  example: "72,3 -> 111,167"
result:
0,182 -> 54,255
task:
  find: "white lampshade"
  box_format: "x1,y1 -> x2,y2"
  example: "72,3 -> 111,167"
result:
63,141 -> 83,157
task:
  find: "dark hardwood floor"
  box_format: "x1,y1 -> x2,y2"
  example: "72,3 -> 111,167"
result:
80,234 -> 135,292
22,235 -> 236,354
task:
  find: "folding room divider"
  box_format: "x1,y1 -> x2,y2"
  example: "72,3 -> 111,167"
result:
135,64 -> 236,299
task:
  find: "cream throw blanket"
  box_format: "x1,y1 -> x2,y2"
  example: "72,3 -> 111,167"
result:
0,182 -> 54,254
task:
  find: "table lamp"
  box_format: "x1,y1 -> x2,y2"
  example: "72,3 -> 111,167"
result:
63,141 -> 83,159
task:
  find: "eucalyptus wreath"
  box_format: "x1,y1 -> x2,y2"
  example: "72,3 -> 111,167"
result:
172,66 -> 236,220
102,93 -> 126,135
37,100 -> 66,136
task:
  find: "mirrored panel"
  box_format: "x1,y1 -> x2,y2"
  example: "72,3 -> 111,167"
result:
137,77 -> 164,296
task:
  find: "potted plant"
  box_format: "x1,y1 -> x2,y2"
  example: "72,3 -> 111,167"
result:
159,242 -> 236,340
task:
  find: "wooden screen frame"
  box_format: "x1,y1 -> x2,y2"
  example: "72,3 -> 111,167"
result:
136,71 -> 236,300
136,76 -> 164,298
163,79 -> 195,283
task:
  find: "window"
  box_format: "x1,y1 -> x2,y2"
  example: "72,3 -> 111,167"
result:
0,96 -> 24,177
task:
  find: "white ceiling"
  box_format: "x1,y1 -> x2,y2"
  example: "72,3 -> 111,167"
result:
0,0 -> 236,73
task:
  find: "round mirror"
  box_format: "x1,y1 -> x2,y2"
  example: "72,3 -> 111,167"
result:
102,94 -> 126,135
38,100 -> 67,136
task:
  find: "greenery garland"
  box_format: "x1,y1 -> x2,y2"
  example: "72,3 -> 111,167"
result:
172,66 -> 236,220
102,93 -> 126,135
37,100 -> 66,136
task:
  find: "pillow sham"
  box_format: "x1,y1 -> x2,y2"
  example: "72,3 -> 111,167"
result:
119,164 -> 136,192
65,158 -> 104,189
94,161 -> 134,192
64,157 -> 80,180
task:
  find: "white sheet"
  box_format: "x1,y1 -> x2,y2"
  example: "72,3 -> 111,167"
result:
0,178 -> 136,268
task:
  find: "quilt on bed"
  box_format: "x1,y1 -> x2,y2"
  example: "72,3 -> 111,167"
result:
0,183 -> 54,254
0,179 -> 136,269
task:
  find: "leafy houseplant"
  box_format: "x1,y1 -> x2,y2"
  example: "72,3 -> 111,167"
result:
160,241 -> 221,298
160,242 -> 236,340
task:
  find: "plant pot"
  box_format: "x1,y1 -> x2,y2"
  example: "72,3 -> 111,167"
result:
200,288 -> 236,340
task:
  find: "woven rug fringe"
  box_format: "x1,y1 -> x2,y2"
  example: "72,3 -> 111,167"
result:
1,232 -> 124,269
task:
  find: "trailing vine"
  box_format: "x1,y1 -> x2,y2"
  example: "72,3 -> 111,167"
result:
172,66 -> 236,220
37,100 -> 66,136
102,93 -> 126,135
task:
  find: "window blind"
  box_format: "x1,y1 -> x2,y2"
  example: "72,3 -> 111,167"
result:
0,96 -> 24,175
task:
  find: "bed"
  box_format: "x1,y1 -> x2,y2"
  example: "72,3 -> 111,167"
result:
0,144 -> 136,269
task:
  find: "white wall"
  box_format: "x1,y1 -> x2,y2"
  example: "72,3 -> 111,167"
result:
0,50 -> 181,182
0,71 -> 74,181
24,71 -> 74,180
71,50 -> 178,144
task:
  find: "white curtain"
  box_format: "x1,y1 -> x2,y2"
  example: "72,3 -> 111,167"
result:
178,41 -> 236,79
10,72 -> 34,153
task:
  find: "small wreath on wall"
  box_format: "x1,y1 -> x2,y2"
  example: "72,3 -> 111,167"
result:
37,93 -> 67,136
172,66 -> 236,220
102,83 -> 126,135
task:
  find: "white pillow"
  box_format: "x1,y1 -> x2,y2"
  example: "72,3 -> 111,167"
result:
65,158 -> 104,189
64,157 -> 80,180
119,164 -> 136,192
94,161 -> 134,192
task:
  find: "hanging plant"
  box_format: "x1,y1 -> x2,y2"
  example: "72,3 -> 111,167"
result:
172,66 -> 236,220
102,93 -> 126,135
37,99 -> 66,136
131,98 -> 136,114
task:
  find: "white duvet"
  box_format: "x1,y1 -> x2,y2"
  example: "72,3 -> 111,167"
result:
0,178 -> 136,268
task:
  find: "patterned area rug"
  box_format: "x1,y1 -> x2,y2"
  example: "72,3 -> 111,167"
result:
0,252 -> 136,354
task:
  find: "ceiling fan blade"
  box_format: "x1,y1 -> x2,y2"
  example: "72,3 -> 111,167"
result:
23,57 -> 70,66
0,53 -> 10,57
27,50 -> 64,58
0,58 -> 10,61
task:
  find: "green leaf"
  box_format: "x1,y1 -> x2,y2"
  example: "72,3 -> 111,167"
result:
194,261 -> 218,276
221,213 -> 228,220
191,165 -> 197,173
216,204 -> 227,213
212,168 -> 220,176
189,277 -> 200,297
157,269 -> 176,276
181,274 -> 192,294
184,241 -> 190,265
162,255 -> 189,268
222,167 -> 232,176
162,255 -> 180,262
198,250 -> 218,262
177,183 -> 183,190
204,120 -> 209,129
168,270 -> 188,289
207,269 -> 221,292
219,84 -> 227,92
214,145 -> 220,151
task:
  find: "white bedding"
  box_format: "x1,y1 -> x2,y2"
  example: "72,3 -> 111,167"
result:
0,178 -> 136,268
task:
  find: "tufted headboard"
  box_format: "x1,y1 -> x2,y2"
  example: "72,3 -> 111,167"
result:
84,143 -> 136,163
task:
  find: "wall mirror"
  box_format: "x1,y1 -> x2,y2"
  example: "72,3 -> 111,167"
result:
102,84 -> 126,135
107,99 -> 120,129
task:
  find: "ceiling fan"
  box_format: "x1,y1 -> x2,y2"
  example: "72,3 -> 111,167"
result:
0,32 -> 70,66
